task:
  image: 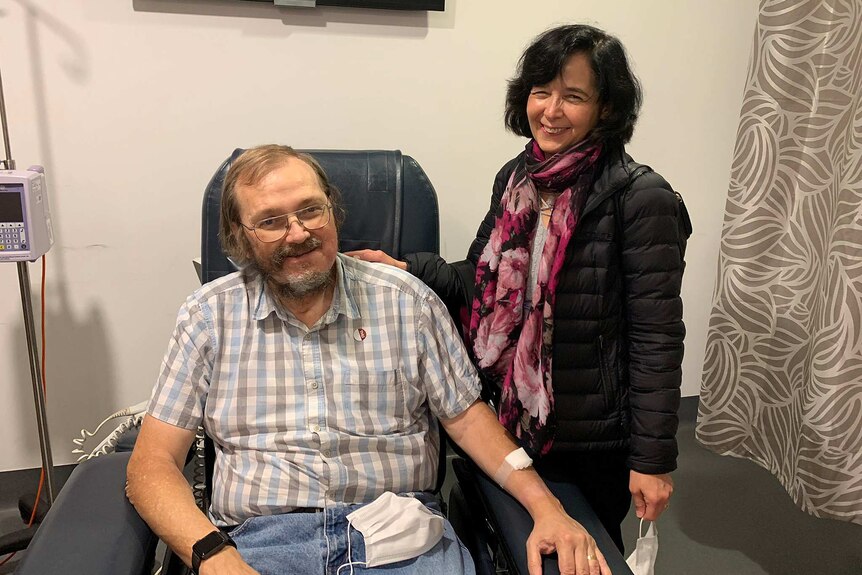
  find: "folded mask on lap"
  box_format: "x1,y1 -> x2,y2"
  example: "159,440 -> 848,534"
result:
346,492 -> 445,567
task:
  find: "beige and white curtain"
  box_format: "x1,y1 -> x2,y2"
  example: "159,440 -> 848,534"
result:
697,0 -> 862,525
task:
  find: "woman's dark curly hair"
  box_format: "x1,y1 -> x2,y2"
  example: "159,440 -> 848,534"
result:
505,24 -> 642,149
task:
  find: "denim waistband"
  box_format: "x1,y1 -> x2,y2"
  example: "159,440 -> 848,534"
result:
286,506 -> 323,513
223,491 -> 437,531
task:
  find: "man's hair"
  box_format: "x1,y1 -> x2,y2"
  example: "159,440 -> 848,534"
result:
504,24 -> 643,150
220,145 -> 345,266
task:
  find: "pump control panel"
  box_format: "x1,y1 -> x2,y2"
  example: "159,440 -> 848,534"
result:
0,166 -> 54,262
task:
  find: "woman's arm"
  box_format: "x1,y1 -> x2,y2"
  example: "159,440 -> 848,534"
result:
348,154 -> 521,311
619,177 -> 686,470
618,173 -> 688,519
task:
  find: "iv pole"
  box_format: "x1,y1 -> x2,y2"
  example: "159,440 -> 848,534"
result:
0,66 -> 57,505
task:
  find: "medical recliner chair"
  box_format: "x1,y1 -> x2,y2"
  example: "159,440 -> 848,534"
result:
13,149 -> 442,575
14,149 -> 632,575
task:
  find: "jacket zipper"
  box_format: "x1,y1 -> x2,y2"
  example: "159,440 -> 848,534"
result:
598,335 -> 616,412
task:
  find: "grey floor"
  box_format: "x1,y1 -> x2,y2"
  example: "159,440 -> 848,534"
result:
1,398 -> 860,574
617,398 -> 862,574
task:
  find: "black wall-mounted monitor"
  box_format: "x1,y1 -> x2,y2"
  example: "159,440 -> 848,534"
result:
241,0 -> 444,10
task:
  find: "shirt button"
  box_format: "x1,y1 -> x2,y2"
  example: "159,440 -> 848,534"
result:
322,450 -> 331,458
310,381 -> 319,390
310,424 -> 320,433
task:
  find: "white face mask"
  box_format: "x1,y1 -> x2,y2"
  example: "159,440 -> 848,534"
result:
346,492 -> 445,567
625,519 -> 658,575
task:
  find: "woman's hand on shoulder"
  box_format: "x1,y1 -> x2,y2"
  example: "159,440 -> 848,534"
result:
344,249 -> 408,271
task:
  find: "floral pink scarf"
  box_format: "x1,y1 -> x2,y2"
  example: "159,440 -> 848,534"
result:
469,139 -> 602,454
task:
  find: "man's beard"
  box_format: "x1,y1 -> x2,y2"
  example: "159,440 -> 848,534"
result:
254,237 -> 335,300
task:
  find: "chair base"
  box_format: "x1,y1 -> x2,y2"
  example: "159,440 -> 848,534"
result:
0,524 -> 38,556
17,492 -> 50,524
13,452 -> 158,575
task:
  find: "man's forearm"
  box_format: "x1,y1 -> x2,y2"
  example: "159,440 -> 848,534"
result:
442,401 -> 562,516
126,453 -> 221,567
444,401 -> 611,575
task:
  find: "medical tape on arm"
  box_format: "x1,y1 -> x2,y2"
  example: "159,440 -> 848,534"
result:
493,447 -> 533,488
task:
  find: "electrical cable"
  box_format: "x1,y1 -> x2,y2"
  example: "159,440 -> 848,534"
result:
192,428 -> 208,510
72,413 -> 145,461
27,255 -> 48,528
71,401 -> 147,461
0,255 -> 47,567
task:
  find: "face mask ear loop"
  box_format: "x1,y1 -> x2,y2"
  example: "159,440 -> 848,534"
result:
324,507 -> 332,570
336,520 -> 367,575
348,521 -> 354,575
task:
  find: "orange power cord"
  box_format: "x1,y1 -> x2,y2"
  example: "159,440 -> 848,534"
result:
0,255 -> 47,567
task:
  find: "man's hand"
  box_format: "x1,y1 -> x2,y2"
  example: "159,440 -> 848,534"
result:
344,249 -> 407,270
442,403 -> 613,575
526,499 -> 612,575
629,470 -> 673,521
199,547 -> 261,575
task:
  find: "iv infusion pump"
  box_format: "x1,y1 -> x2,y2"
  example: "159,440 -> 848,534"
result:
0,166 -> 54,262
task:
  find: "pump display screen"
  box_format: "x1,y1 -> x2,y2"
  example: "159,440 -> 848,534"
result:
0,187 -> 25,223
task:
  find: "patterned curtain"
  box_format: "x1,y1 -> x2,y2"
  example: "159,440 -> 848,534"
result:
696,0 -> 862,525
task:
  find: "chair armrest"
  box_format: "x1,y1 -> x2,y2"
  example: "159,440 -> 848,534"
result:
453,458 -> 633,575
15,451 -> 158,575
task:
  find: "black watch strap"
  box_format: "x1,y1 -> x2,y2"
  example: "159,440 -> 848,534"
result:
191,530 -> 236,574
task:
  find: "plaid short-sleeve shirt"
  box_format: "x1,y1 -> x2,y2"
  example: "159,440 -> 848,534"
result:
149,254 -> 481,526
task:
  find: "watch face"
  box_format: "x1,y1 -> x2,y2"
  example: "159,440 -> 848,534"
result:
195,530 -> 230,558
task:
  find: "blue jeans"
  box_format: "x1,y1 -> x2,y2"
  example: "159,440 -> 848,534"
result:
228,494 -> 475,575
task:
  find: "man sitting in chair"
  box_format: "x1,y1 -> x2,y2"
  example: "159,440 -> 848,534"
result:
126,145 -> 611,575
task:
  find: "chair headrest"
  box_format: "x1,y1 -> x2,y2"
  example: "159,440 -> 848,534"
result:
200,149 -> 439,284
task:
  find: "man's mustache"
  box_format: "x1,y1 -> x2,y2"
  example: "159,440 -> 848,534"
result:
271,237 -> 322,266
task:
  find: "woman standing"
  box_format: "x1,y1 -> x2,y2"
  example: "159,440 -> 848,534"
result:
351,23 -> 690,558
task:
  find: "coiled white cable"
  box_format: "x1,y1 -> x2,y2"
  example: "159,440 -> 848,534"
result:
192,427 -> 208,510
71,400 -> 149,461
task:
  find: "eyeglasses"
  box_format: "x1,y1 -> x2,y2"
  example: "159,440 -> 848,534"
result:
241,204 -> 332,243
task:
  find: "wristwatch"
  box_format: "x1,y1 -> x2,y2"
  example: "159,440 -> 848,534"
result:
191,530 -> 236,574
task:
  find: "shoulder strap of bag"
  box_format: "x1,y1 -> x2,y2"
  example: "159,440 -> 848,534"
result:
613,165 -> 692,266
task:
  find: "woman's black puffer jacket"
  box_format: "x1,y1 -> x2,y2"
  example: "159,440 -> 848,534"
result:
405,148 -> 691,475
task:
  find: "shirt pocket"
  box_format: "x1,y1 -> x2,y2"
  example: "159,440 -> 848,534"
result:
334,369 -> 408,436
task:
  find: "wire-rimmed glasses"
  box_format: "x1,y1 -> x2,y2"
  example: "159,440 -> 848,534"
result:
241,204 -> 332,243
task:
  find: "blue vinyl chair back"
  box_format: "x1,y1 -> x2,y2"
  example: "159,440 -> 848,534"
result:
201,149 -> 440,284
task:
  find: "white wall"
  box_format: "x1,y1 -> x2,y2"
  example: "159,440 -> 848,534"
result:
0,0 -> 757,471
